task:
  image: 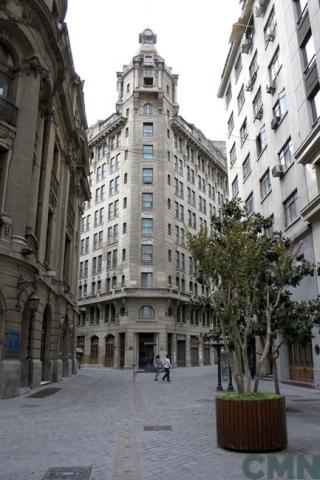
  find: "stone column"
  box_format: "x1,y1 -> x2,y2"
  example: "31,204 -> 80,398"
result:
5,58 -> 42,242
158,329 -> 166,359
133,63 -> 139,89
186,335 -> 191,367
171,333 -> 177,368
199,339 -> 203,366
126,330 -> 134,368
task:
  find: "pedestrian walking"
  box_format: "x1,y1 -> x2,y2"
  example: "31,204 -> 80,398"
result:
153,354 -> 162,381
161,354 -> 172,382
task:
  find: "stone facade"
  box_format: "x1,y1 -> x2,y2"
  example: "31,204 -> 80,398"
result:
218,0 -> 320,388
0,0 -> 90,398
77,29 -> 227,370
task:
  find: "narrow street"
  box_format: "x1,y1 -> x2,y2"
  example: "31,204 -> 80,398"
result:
0,366 -> 319,480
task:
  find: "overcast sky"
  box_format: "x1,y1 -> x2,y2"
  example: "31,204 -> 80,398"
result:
66,0 -> 241,141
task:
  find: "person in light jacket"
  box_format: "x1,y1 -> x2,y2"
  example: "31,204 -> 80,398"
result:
153,354 -> 162,381
162,354 -> 172,382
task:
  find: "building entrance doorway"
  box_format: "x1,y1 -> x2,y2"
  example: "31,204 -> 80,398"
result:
177,336 -> 186,366
138,333 -> 155,369
104,334 -> 114,367
289,342 -> 314,383
203,344 -> 211,365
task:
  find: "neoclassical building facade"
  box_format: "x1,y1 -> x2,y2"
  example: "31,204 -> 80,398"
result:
218,0 -> 320,388
77,29 -> 227,370
0,0 -> 90,398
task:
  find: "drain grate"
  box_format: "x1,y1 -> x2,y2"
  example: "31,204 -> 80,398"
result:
144,425 -> 172,431
21,404 -> 40,408
41,466 -> 92,480
286,407 -> 300,413
27,387 -> 61,398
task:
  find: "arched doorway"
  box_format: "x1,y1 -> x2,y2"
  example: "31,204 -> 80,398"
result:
90,335 -> 99,364
104,334 -> 114,367
40,305 -> 51,381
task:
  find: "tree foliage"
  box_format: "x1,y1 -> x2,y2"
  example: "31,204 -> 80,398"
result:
187,199 -> 320,393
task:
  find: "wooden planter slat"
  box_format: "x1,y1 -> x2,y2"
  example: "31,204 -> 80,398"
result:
216,397 -> 287,451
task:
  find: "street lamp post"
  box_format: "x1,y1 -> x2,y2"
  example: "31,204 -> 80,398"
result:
211,337 -> 224,392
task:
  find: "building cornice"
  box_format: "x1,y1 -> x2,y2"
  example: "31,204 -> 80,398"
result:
295,121 -> 320,165
169,116 -> 227,172
88,115 -> 127,146
217,0 -> 255,98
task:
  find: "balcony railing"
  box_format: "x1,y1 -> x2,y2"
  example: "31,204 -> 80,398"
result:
0,96 -> 18,126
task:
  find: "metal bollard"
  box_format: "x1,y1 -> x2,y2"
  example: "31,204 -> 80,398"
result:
132,362 -> 137,381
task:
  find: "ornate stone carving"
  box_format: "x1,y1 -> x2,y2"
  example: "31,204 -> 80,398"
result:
21,55 -> 47,78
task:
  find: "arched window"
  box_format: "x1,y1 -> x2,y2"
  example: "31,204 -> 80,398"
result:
90,335 -> 99,359
143,103 -> 152,115
139,305 -> 155,319
0,43 -> 14,99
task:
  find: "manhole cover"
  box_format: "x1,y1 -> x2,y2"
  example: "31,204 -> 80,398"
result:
41,466 -> 92,480
144,425 -> 172,431
27,388 -> 61,398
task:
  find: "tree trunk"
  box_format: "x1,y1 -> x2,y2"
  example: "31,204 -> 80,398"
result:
272,354 -> 280,395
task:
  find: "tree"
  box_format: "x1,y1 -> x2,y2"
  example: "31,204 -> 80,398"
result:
187,199 -> 319,393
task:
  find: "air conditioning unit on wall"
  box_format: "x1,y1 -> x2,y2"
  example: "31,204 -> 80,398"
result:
266,80 -> 276,94
272,165 -> 284,178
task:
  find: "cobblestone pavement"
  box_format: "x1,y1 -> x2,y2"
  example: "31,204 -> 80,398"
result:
0,366 -> 320,480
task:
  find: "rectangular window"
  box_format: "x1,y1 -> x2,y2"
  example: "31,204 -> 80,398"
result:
142,192 -> 153,210
245,192 -> 254,215
235,55 -> 242,81
273,89 -> 287,121
230,143 -> 237,166
112,250 -> 117,268
141,272 -> 153,288
249,51 -> 258,83
237,85 -> 245,112
295,0 -> 308,18
256,125 -> 267,156
228,112 -> 234,136
243,154 -> 251,180
225,84 -> 232,108
143,122 -> 153,137
143,145 -> 153,160
264,7 -> 277,45
231,176 -> 239,198
142,218 -> 153,236
269,48 -> 281,81
309,84 -> 320,123
143,168 -> 153,184
240,118 -> 248,145
302,31 -> 315,71
260,169 -> 271,199
253,88 -> 263,119
284,191 -> 298,226
141,244 -> 153,263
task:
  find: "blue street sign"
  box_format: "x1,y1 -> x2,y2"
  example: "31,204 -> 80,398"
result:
7,330 -> 21,357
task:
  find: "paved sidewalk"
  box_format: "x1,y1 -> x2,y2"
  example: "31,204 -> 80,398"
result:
0,366 -> 319,480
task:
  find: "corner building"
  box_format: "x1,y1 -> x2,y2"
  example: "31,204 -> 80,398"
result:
0,0 -> 90,398
78,29 -> 227,369
218,0 -> 320,388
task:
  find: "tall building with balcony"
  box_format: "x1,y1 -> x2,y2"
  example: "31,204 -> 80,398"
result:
218,0 -> 320,388
77,29 -> 227,370
0,0 -> 90,398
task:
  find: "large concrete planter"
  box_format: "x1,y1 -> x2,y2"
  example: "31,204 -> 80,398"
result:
216,396 -> 287,451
